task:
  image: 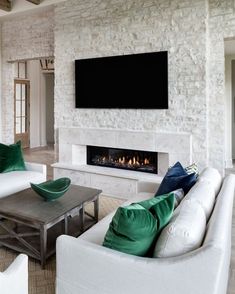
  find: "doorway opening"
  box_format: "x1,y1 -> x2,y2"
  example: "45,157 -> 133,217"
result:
224,39 -> 235,171
14,58 -> 54,149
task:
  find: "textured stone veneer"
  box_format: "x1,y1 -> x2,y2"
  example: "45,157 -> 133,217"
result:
1,8 -> 54,144
1,0 -> 235,174
54,0 -> 208,172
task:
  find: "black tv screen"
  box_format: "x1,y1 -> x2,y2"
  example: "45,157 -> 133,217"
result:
75,51 -> 168,109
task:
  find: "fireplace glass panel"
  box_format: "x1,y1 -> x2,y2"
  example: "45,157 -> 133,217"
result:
87,146 -> 158,174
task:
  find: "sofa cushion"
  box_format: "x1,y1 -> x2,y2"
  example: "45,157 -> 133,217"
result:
155,162 -> 197,196
198,167 -> 222,195
0,171 -> 46,198
153,199 -> 206,258
103,193 -> 174,256
0,141 -> 26,173
184,179 -> 215,220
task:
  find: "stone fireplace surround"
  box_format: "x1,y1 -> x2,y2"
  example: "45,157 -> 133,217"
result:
52,128 -> 192,199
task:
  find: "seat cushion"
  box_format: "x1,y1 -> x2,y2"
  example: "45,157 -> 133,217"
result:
103,193 -> 175,256
153,199 -> 206,258
0,171 -> 45,198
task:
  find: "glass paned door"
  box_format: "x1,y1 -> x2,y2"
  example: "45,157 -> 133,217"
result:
14,80 -> 30,148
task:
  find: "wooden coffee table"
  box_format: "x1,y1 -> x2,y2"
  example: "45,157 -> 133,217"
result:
0,184 -> 102,268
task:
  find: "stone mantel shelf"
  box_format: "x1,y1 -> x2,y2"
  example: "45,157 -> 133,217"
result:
52,163 -> 163,183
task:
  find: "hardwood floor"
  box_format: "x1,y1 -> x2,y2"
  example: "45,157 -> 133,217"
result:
23,145 -> 57,180
23,146 -> 235,293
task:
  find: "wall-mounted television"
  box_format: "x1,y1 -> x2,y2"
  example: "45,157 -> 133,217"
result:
75,51 -> 168,109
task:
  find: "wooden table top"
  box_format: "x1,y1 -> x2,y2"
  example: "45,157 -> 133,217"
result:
0,185 -> 102,224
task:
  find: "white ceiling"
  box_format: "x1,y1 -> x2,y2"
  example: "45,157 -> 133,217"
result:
0,0 -> 65,18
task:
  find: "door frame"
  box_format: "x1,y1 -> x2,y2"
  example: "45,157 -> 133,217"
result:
14,79 -> 30,148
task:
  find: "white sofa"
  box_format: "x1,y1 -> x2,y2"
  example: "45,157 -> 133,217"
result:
0,162 -> 46,294
0,162 -> 47,198
56,168 -> 235,294
0,254 -> 28,294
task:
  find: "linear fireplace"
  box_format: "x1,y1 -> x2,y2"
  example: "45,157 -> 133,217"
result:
87,146 -> 158,174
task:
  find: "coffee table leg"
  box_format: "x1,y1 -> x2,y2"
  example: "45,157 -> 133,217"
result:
80,206 -> 84,232
64,215 -> 68,235
40,225 -> 47,269
94,196 -> 99,223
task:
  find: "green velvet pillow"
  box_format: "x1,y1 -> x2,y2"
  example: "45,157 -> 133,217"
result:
0,141 -> 26,173
103,193 -> 175,257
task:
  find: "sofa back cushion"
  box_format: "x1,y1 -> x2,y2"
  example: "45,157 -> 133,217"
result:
184,180 -> 215,220
198,167 -> 222,195
153,199 -> 206,258
103,193 -> 174,257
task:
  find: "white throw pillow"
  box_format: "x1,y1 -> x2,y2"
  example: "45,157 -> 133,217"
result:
198,167 -> 222,195
153,199 -> 206,258
184,179 -> 215,220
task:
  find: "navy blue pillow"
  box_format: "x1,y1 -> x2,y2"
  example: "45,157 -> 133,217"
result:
155,162 -> 197,196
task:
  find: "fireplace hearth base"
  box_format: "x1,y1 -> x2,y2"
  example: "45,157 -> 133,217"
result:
52,162 -> 163,199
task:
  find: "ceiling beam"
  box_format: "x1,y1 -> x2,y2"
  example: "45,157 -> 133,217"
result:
0,0 -> 11,12
26,0 -> 41,4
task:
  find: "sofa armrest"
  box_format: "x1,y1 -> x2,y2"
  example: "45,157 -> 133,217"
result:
0,254 -> 28,294
25,162 -> 47,179
137,180 -> 160,194
56,235 -> 223,294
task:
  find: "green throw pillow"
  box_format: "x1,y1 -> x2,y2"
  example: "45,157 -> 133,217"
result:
0,141 -> 26,173
103,193 -> 175,257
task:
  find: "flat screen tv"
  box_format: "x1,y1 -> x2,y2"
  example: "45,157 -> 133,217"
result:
75,51 -> 168,109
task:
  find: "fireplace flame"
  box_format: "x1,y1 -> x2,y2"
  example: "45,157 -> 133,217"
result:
96,154 -> 153,171
89,147 -> 157,174
144,158 -> 150,165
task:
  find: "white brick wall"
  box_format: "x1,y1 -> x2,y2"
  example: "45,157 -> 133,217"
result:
208,1 -> 235,171
54,0 -> 208,171
1,8 -> 54,143
1,0 -> 235,173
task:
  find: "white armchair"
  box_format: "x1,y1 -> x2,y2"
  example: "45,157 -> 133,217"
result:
0,254 -> 28,294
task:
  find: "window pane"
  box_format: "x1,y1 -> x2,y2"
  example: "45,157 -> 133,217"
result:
21,117 -> 25,133
16,84 -> 21,101
22,100 -> 25,116
22,84 -> 25,101
16,101 -> 21,117
16,118 -> 21,134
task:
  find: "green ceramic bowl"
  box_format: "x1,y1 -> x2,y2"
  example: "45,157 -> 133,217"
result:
30,177 -> 71,201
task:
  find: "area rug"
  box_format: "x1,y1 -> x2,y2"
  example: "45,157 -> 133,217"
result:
0,195 -> 124,294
